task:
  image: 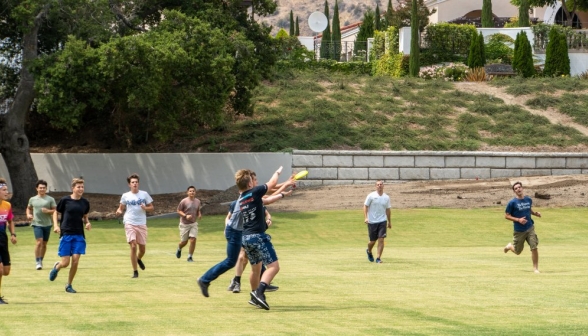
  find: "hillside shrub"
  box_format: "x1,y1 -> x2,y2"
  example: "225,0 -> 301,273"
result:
543,27 -> 570,77
422,23 -> 477,64
512,31 -> 535,78
419,63 -> 467,81
373,53 -> 404,77
485,33 -> 514,64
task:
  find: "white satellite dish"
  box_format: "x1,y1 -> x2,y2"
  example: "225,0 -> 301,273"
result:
308,11 -> 328,33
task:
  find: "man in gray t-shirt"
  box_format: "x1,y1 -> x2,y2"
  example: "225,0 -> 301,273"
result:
26,180 -> 56,270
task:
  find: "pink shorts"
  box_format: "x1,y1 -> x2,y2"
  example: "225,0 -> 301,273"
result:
125,224 -> 148,245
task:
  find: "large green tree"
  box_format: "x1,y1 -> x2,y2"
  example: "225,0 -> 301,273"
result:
482,0 -> 494,27
392,0 -> 436,32
0,0 -> 278,208
512,31 -> 535,77
543,27 -> 570,76
511,0 -> 588,27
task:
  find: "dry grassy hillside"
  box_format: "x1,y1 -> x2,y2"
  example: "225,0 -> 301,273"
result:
258,0 -> 387,36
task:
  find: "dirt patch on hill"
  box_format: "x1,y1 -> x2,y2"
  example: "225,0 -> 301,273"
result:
14,174 -> 588,224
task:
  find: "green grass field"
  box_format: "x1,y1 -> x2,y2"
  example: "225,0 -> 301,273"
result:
2,208 -> 588,335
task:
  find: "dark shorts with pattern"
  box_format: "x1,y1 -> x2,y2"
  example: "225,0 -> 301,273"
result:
513,226 -> 539,255
368,221 -> 387,241
242,233 -> 278,266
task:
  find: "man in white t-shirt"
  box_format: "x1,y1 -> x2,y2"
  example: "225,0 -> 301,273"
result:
116,174 -> 154,278
363,180 -> 391,264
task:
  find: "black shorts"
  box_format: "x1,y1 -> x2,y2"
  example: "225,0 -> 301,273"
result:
0,244 -> 10,266
368,222 -> 387,241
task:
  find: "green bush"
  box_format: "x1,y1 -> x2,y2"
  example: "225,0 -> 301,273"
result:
485,33 -> 514,64
371,26 -> 399,61
422,23 -> 477,63
512,31 -> 535,78
467,31 -> 485,68
373,53 -> 404,77
543,27 -> 570,77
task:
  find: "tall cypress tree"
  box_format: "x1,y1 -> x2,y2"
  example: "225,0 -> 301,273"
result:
518,0 -> 530,27
409,0 -> 420,77
320,0 -> 332,60
512,32 -> 522,71
517,31 -> 535,77
543,27 -> 570,76
332,0 -> 342,61
467,31 -> 484,68
384,0 -> 395,29
295,16 -> 300,36
478,32 -> 486,66
482,0 -> 494,28
375,3 -> 382,31
289,10 -> 295,36
356,9 -> 375,53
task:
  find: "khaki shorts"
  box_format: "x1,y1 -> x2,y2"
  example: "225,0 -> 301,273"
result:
512,226 -> 539,255
125,224 -> 148,245
179,222 -> 198,242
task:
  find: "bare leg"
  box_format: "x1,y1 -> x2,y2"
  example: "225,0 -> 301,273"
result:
376,238 -> 385,259
532,248 -> 539,273
41,241 -> 48,259
249,262 -> 263,291
130,241 -> 138,270
35,238 -> 43,258
367,240 -> 376,254
57,256 -> 71,270
138,244 -> 146,260
235,249 -> 248,277
178,240 -> 188,249
68,254 -> 81,284
188,237 -> 196,255
260,261 -> 280,286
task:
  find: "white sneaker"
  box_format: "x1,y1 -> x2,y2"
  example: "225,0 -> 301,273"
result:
36,262 -> 42,270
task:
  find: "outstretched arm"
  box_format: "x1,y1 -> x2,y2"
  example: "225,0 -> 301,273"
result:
265,166 -> 283,192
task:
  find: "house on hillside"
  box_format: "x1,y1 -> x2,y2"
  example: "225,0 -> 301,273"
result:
426,0 -> 588,28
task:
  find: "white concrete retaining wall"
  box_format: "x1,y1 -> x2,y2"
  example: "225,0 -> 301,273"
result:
3,151 -> 588,192
292,150 -> 588,186
0,153 -> 292,194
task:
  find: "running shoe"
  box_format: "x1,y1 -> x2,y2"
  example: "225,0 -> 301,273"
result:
49,262 -> 60,281
65,284 -> 77,293
176,248 -> 181,259
227,279 -> 238,291
0,296 -> 7,304
366,249 -> 374,262
250,291 -> 270,310
36,262 -> 42,270
187,257 -> 194,262
137,259 -> 145,270
265,284 -> 279,292
197,278 -> 210,297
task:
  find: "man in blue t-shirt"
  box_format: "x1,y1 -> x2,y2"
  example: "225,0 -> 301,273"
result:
503,181 -> 541,274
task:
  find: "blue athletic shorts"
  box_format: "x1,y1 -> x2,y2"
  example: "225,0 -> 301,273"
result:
242,233 -> 278,266
33,225 -> 52,241
57,235 -> 86,257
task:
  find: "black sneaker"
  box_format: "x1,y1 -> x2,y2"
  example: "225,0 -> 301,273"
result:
176,248 -> 181,259
132,270 -> 139,278
0,296 -> 7,304
137,259 -> 145,270
197,278 -> 210,297
248,293 -> 261,308
250,291 -> 270,310
265,284 -> 279,292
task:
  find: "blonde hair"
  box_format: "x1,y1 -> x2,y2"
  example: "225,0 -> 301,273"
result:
71,178 -> 85,188
0,178 -> 6,184
235,169 -> 251,191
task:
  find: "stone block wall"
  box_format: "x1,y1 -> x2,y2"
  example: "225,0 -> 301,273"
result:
292,150 -> 588,186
